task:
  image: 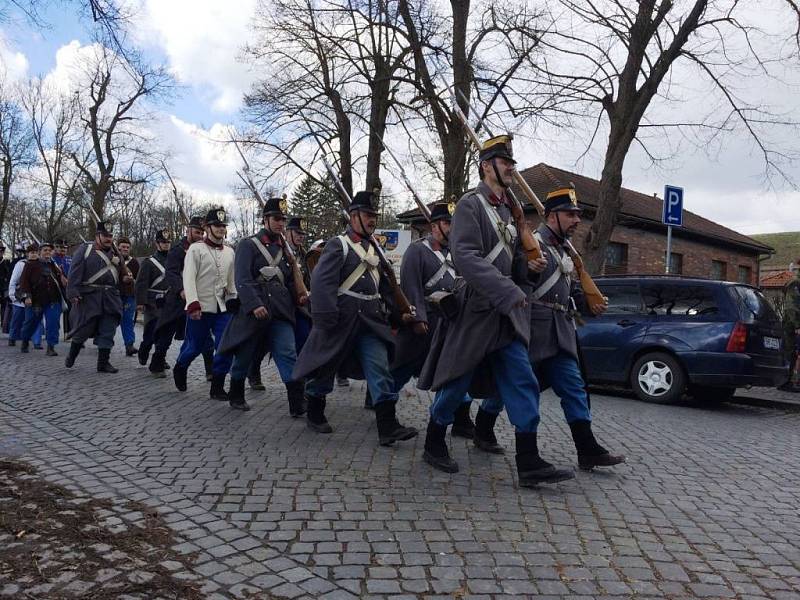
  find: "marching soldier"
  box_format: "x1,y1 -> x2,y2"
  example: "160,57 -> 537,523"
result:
219,198 -> 307,412
172,208 -> 237,399
18,241 -> 67,356
65,222 -> 129,373
52,239 -> 72,275
148,216 -> 214,379
482,186 -> 625,470
390,201 -> 478,440
135,229 -> 171,368
246,214 -> 311,391
116,237 -> 140,356
7,243 -> 42,347
418,135 -> 574,486
293,190 -> 418,446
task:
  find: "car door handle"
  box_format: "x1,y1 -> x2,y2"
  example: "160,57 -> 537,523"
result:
617,319 -> 637,327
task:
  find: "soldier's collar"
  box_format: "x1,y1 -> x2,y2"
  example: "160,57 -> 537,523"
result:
259,228 -> 281,245
204,237 -> 224,249
346,227 -> 365,243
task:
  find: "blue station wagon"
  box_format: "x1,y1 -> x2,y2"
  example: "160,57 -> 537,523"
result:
577,276 -> 789,403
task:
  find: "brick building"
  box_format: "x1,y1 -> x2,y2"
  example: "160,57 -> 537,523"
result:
398,163 -> 773,285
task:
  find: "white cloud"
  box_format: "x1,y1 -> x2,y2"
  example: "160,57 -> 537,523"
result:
0,31 -> 29,82
135,0 -> 257,113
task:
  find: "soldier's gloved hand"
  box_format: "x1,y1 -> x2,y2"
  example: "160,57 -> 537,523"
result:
412,321 -> 429,336
252,306 -> 269,320
528,257 -> 548,273
225,298 -> 241,313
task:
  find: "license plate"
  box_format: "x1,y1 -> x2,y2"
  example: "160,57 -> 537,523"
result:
763,336 -> 781,350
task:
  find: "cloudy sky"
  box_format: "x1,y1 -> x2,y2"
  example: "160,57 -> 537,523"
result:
1,0 -> 799,236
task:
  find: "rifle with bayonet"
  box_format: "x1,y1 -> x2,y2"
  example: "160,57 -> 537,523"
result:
229,137 -> 309,304
453,89 -> 607,313
161,161 -> 190,227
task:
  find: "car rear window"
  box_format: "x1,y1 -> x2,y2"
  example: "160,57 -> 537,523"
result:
599,284 -> 642,313
731,285 -> 780,323
641,283 -> 721,317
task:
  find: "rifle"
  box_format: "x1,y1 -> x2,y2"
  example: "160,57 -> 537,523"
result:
161,161 -> 190,226
305,128 -> 415,318
78,234 -> 88,244
76,185 -> 133,281
454,89 -> 607,313
370,133 -> 432,223
229,137 -> 309,304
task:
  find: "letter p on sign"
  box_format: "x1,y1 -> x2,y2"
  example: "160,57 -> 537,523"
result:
662,185 -> 684,227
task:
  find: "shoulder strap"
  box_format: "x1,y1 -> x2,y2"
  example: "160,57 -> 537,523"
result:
476,192 -> 515,264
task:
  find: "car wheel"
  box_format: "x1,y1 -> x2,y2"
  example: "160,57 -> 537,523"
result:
630,352 -> 686,404
689,384 -> 736,403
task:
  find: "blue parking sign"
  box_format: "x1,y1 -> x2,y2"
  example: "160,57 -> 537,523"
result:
663,185 -> 683,227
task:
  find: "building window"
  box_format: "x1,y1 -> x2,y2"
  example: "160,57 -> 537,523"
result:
711,260 -> 727,280
738,265 -> 752,284
604,242 -> 628,275
664,252 -> 683,275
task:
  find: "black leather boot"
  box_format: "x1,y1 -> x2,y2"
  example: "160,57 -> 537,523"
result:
375,401 -> 418,447
228,378 -> 250,411
285,381 -> 306,417
97,348 -> 119,373
423,420 -> 458,473
149,349 -> 167,378
515,432 -> 574,487
125,344 -> 138,356
64,342 -> 82,368
451,402 -> 475,439
202,351 -> 214,382
569,420 -> 626,470
306,395 -> 332,433
137,344 -> 151,366
173,363 -> 188,391
473,408 -> 505,454
209,374 -> 229,401
46,344 -> 58,357
363,388 -> 374,410
20,340 -> 29,353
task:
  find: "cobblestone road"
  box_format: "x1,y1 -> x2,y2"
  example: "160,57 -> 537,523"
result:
2,331 -> 800,599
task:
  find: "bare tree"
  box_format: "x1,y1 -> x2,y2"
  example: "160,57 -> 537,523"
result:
0,78 -> 34,237
530,0 -> 800,273
19,78 -> 81,240
69,46 -> 170,230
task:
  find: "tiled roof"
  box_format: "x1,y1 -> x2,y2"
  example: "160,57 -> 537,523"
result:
398,163 -> 773,254
760,269 -> 796,288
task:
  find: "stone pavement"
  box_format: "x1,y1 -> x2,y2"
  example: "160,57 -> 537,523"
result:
2,332 -> 800,599
733,386 -> 800,409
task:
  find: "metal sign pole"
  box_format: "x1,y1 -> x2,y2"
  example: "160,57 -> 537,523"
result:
665,225 -> 673,274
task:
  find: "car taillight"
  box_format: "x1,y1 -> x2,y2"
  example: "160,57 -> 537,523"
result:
726,322 -> 748,352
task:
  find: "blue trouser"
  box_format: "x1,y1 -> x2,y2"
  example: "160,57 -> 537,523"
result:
481,351 -> 592,424
22,303 -> 61,347
431,339 -> 540,433
120,295 -> 136,346
176,312 -> 232,376
10,305 -> 41,344
72,313 -> 119,349
294,311 -> 312,353
390,354 -> 472,409
307,332 -> 397,406
231,319 -> 297,383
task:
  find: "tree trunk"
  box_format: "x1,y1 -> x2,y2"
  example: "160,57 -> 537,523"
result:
365,65 -> 392,192
0,160 -> 11,236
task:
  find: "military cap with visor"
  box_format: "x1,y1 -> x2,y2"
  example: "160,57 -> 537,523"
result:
479,134 -> 516,164
188,215 -> 205,230
155,229 -> 171,243
262,196 -> 289,218
204,207 -> 228,226
349,189 -> 381,215
95,221 -> 114,236
430,200 -> 456,222
286,216 -> 308,234
544,185 -> 582,214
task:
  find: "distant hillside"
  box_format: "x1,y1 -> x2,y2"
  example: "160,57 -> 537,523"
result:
751,232 -> 800,270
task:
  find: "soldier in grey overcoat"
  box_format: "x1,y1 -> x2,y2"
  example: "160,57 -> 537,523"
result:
417,135 -> 574,486
219,197 -> 307,412
134,229 -> 171,367
390,201 -> 478,440
64,221 -> 127,373
483,186 -> 625,470
292,190 -> 418,447
148,217 -> 213,379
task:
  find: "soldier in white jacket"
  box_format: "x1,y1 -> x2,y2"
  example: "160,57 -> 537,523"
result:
173,208 -> 238,400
